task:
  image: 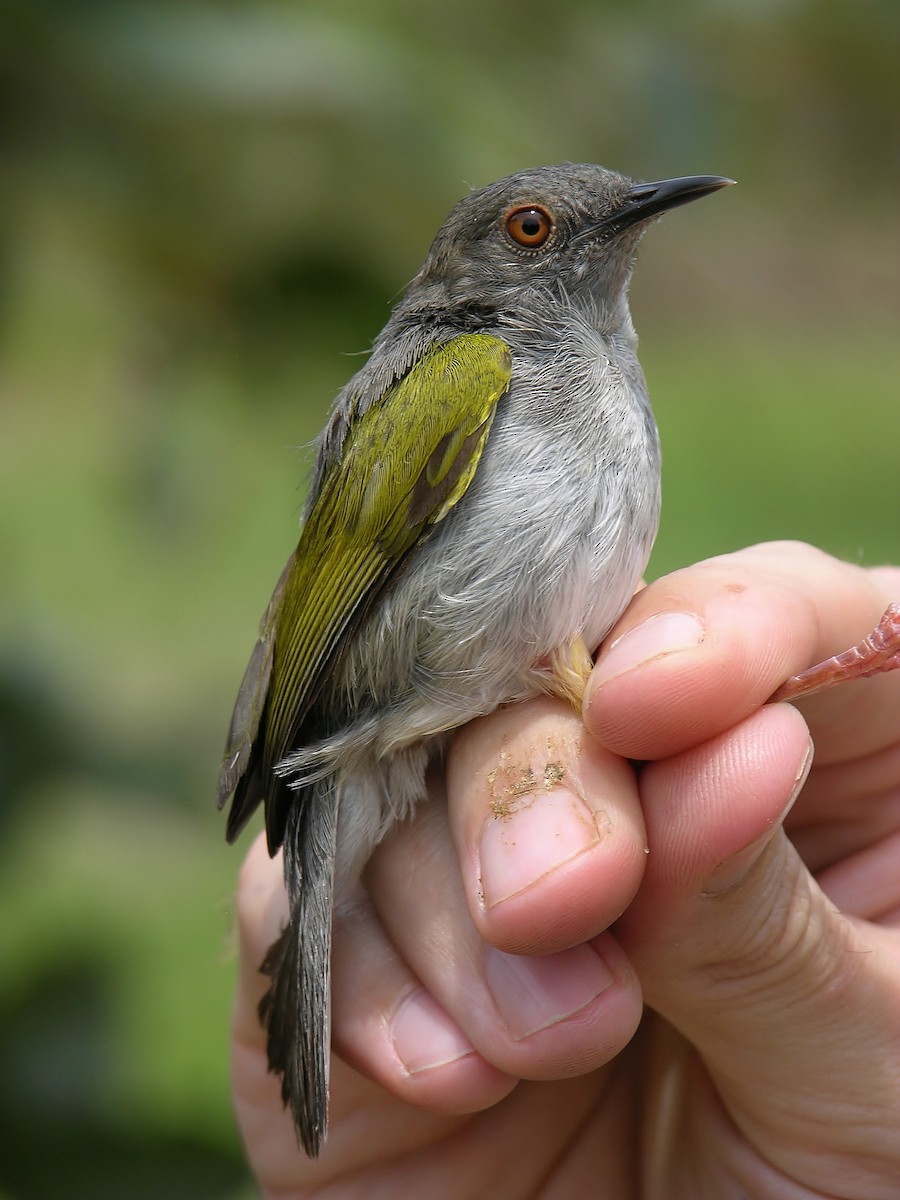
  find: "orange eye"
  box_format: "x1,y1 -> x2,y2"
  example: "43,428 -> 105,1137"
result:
505,205 -> 554,249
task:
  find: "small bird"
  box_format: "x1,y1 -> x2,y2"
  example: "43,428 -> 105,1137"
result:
217,162 -> 733,1155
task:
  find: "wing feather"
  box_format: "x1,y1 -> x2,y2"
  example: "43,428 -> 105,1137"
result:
216,332 -> 512,849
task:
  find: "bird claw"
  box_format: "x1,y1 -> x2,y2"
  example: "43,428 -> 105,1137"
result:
545,635 -> 594,712
769,603 -> 900,703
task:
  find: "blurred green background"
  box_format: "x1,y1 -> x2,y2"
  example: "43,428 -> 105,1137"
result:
0,0 -> 896,1195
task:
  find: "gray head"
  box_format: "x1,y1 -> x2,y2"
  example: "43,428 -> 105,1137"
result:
404,162 -> 732,327
324,163 -> 731,476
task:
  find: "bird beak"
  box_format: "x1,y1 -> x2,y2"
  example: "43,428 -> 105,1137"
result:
586,174 -> 735,241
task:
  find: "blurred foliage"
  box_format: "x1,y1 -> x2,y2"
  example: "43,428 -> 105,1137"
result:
0,0 -> 897,1194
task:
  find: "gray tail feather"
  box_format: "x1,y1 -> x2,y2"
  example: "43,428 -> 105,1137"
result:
258,779 -> 339,1157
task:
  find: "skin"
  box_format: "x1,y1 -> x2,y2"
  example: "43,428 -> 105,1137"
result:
230,541 -> 900,1199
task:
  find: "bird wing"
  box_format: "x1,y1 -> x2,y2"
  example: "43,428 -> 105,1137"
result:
216,332 -> 512,849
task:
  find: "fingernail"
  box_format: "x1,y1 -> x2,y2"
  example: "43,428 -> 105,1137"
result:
485,944 -> 614,1040
390,988 -> 476,1074
785,737 -> 815,813
591,611 -> 705,689
478,787 -> 604,909
702,738 -> 815,896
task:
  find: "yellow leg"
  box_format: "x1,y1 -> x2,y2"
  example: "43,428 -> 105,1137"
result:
547,635 -> 594,713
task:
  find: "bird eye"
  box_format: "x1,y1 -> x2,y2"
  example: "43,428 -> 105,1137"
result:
504,205 -> 554,249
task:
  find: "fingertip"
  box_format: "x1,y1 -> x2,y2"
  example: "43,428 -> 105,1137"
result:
331,882 -> 517,1120
584,573 -> 804,760
588,610 -> 707,693
448,698 -> 646,954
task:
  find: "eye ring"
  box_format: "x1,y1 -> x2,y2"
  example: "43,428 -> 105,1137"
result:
504,205 -> 555,249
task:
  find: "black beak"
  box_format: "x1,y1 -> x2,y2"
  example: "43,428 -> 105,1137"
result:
588,174 -> 735,241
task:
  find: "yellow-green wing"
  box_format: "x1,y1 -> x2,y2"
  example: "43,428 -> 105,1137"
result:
217,332 -> 512,848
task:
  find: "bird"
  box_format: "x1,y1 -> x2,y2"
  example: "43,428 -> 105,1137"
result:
216,162 -> 733,1155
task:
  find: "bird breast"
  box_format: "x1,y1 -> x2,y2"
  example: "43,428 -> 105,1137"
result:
337,317 -> 661,720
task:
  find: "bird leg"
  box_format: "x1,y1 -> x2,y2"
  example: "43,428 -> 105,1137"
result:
547,634 -> 595,713
769,604 -> 900,703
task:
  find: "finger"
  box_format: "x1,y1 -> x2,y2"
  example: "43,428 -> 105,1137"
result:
232,832 -> 288,1049
231,836 -> 318,1185
618,703 -> 900,1188
815,826 -> 900,924
782,735 -> 900,876
366,756 -> 643,1086
585,542 -> 900,763
331,870 -> 517,1118
230,833 -> 634,1190
231,834 -> 479,1183
447,696 -> 648,955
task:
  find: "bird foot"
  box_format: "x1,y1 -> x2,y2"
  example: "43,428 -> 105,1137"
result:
545,635 -> 594,713
769,604 -> 900,703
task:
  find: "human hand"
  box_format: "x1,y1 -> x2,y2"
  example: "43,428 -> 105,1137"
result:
230,542 -> 900,1197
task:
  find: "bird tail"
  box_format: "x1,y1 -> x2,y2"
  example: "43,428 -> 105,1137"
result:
258,778 -> 339,1158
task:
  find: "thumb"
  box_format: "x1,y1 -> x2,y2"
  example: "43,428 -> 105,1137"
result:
617,704 -> 897,1191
